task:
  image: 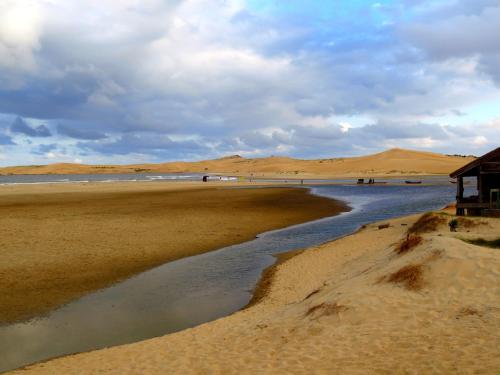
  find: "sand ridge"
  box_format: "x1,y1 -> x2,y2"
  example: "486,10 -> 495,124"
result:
14,211 -> 500,374
0,148 -> 474,177
0,182 -> 347,324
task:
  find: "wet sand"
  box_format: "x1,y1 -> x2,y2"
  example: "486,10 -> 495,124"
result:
0,182 -> 347,324
14,210 -> 500,374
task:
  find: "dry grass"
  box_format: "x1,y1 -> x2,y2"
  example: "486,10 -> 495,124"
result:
305,302 -> 348,320
457,307 -> 482,318
303,288 -> 321,301
409,212 -> 446,234
456,217 -> 488,229
387,264 -> 424,291
395,234 -> 423,254
463,237 -> 500,249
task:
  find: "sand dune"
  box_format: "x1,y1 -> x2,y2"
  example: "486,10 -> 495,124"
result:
0,148 -> 474,177
15,211 -> 500,374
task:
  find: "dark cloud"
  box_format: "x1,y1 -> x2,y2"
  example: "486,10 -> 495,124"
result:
32,144 -> 58,155
10,117 -> 52,137
57,124 -> 107,140
78,133 -> 210,158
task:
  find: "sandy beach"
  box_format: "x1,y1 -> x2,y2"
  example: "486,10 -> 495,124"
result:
12,208 -> 500,374
0,182 -> 347,324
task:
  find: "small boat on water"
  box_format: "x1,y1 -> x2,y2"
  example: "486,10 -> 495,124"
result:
357,178 -> 387,185
405,180 -> 422,184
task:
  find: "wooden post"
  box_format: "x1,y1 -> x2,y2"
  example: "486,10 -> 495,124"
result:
457,176 -> 464,216
478,169 -> 483,204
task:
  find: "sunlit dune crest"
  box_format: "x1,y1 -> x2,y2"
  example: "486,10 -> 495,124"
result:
0,148 -> 475,177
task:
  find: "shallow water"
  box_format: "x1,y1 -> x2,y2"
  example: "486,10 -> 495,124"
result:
0,184 -> 472,372
0,173 -> 206,185
0,173 -> 457,185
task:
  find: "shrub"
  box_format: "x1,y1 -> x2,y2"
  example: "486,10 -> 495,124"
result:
449,219 -> 458,232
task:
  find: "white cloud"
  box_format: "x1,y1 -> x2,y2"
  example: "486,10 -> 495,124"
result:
0,0 -> 43,72
473,135 -> 488,146
339,122 -> 352,133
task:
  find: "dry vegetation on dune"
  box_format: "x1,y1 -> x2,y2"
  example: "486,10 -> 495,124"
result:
463,237 -> 500,249
386,264 -> 425,291
395,234 -> 423,254
305,302 -> 348,320
408,212 -> 447,234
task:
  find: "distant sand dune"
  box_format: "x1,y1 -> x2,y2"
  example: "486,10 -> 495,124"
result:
0,148 -> 475,177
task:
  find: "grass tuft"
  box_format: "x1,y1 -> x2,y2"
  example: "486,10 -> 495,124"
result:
305,302 -> 348,319
457,307 -> 482,318
462,237 -> 500,249
409,212 -> 446,234
387,264 -> 424,291
395,234 -> 423,254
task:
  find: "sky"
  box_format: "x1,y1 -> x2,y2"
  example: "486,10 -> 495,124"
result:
0,0 -> 499,166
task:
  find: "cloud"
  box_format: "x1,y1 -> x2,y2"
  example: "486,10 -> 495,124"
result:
362,121 -> 449,140
402,3 -> 500,85
57,123 -> 106,140
10,116 -> 51,137
31,143 -> 57,155
0,132 -> 14,145
0,1 -> 42,73
0,0 -> 499,165
78,132 -> 210,159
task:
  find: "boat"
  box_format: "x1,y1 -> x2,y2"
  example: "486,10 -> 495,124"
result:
405,180 -> 422,184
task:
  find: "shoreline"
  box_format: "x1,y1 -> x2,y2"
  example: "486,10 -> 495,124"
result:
0,182 -> 348,324
12,209 -> 499,374
245,219 -> 370,310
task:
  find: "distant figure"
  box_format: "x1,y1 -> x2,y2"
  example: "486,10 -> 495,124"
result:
202,175 -> 208,182
301,179 -> 304,185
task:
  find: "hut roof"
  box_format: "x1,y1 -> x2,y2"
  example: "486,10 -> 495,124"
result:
450,147 -> 500,178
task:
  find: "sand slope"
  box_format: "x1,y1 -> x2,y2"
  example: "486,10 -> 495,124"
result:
16,212 -> 500,374
0,148 -> 474,177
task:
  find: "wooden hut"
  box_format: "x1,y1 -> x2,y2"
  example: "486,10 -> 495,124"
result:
450,147 -> 500,216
